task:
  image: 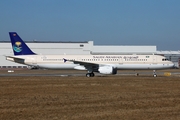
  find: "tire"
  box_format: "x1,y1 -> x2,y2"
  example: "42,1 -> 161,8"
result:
86,73 -> 91,77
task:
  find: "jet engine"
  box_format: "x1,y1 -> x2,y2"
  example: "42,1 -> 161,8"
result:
98,66 -> 117,75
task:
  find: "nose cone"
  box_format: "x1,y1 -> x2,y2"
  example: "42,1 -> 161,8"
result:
171,62 -> 175,67
165,61 -> 176,69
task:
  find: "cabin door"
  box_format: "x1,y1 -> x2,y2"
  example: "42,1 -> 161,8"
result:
153,55 -> 157,64
32,56 -> 37,65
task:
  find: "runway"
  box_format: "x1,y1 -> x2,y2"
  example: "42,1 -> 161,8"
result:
0,69 -> 179,77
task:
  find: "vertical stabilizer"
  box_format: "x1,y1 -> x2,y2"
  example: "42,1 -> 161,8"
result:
9,32 -> 35,55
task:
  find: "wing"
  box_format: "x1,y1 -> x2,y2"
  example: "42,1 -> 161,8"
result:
63,58 -> 100,72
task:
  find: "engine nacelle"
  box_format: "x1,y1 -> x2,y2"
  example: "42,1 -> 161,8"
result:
98,66 -> 117,75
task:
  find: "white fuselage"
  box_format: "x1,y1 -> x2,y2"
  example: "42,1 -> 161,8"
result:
7,54 -> 175,70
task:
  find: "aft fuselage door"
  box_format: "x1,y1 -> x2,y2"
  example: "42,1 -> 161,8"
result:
31,56 -> 37,65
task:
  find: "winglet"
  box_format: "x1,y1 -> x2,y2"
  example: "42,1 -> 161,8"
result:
9,32 -> 36,55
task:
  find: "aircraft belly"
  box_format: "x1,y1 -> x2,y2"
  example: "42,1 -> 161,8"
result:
37,63 -> 77,69
116,64 -> 174,70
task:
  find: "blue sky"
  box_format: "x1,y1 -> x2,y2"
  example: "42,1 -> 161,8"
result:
1,0 -> 180,50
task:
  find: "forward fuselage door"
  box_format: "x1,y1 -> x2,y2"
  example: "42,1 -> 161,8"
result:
153,54 -> 157,64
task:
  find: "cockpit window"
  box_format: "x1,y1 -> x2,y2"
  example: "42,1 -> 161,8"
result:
162,59 -> 169,61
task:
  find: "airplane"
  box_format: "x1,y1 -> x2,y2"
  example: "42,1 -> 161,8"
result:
6,32 -> 175,77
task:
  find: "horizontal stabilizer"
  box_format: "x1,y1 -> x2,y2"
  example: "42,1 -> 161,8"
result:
6,56 -> 25,64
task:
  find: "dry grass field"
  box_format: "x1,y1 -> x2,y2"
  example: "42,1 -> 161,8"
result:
0,69 -> 180,120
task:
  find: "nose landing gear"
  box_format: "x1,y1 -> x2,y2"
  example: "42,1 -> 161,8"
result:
153,70 -> 157,77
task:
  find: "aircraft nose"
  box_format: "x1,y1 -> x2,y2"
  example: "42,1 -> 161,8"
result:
173,63 -> 179,69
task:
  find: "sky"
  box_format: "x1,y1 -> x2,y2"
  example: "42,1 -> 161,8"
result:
0,0 -> 180,50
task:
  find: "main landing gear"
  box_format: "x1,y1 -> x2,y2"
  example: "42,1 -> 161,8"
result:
86,72 -> 95,77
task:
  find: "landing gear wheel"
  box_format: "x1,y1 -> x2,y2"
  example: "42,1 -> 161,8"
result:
153,70 -> 157,77
153,74 -> 157,77
86,73 -> 91,77
86,73 -> 95,77
90,73 -> 95,77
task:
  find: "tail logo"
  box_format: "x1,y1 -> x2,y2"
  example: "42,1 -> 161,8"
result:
13,41 -> 22,52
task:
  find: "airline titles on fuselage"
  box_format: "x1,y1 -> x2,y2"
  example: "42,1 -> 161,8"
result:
41,55 -> 146,62
93,55 -> 139,59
